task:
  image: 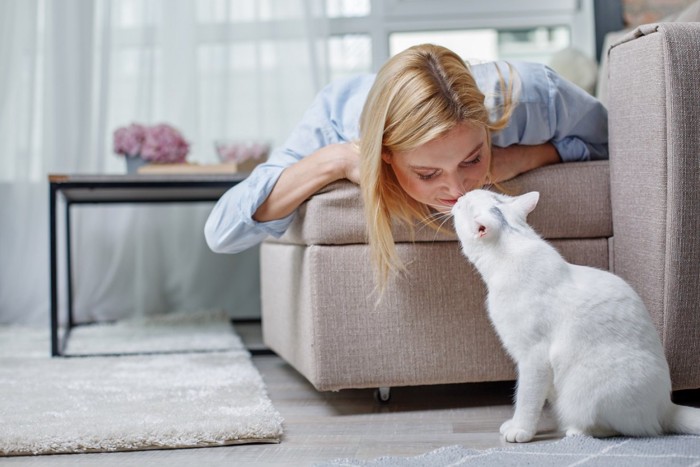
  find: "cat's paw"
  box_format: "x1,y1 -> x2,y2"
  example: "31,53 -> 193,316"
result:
500,419 -> 535,443
566,427 -> 616,438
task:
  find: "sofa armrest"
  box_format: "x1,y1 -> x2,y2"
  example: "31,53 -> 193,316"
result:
608,23 -> 700,389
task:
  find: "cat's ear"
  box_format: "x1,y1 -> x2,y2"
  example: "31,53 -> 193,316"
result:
513,191 -> 540,216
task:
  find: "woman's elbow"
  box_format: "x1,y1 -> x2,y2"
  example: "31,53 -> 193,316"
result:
204,218 -> 226,253
203,213 -> 241,254
203,214 -> 264,254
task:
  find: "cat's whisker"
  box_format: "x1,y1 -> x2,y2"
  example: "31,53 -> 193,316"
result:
414,207 -> 455,242
434,211 -> 454,222
433,214 -> 455,240
425,201 -> 455,214
416,212 -> 451,233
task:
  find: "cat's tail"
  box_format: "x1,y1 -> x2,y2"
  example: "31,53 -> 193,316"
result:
663,403 -> 700,435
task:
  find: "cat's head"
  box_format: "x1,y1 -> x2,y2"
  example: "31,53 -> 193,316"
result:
451,189 -> 540,246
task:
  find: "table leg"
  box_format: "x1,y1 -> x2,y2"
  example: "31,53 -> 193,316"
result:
49,184 -> 59,356
65,201 -> 74,329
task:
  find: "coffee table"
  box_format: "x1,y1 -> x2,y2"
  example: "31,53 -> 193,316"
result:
48,173 -> 247,356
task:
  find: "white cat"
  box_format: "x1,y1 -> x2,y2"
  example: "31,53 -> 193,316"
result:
451,189 -> 700,443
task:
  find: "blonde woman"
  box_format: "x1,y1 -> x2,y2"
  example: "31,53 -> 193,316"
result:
205,44 -> 608,288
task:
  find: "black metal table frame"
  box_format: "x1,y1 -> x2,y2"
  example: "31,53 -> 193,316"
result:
48,173 -> 249,357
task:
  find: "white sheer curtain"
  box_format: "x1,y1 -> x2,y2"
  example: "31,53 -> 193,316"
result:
0,0 -> 330,325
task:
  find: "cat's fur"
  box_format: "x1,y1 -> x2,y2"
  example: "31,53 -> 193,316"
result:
451,189 -> 700,443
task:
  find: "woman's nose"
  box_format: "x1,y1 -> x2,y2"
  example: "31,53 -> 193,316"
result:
445,172 -> 466,197
463,169 -> 490,192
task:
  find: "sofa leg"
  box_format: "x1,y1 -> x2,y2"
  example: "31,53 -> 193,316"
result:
374,387 -> 391,403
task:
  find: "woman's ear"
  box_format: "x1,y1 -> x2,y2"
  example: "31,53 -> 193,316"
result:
381,152 -> 392,165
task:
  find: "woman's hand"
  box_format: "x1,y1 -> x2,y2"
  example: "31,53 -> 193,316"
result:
490,143 -> 561,183
318,142 -> 361,184
253,142 -> 360,222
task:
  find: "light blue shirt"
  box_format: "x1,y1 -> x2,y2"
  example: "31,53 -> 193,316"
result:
205,61 -> 608,254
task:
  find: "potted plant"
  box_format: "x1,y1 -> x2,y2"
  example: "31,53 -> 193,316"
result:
113,123 -> 190,173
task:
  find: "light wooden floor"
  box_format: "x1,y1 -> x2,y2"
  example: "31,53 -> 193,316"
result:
4,324 -> 700,467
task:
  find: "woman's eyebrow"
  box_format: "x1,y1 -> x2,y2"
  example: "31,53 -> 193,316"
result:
409,142 -> 484,170
462,142 -> 484,161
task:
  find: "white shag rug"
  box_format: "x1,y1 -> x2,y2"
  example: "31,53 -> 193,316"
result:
0,311 -> 284,456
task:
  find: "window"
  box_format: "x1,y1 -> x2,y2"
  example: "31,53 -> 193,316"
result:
390,26 -> 571,64
327,0 -> 595,73
327,0 -> 371,18
104,0 -> 595,165
111,0 -> 594,89
329,34 -> 372,80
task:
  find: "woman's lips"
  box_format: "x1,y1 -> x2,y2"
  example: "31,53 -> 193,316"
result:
439,198 -> 459,206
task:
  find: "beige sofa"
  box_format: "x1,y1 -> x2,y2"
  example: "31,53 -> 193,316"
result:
260,23 -> 700,395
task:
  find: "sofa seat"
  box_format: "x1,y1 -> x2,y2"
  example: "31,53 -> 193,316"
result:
261,160 -> 611,391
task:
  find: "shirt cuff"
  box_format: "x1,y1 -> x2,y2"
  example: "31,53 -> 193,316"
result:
246,212 -> 296,238
551,137 -> 591,162
237,164 -> 296,237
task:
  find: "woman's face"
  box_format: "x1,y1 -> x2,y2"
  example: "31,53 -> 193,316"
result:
383,123 -> 490,213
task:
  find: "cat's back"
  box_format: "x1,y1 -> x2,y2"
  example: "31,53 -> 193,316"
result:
561,263 -> 657,336
552,263 -> 668,389
568,264 -> 637,301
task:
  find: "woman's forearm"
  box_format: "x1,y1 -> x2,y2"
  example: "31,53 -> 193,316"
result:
253,143 -> 359,222
490,143 -> 561,183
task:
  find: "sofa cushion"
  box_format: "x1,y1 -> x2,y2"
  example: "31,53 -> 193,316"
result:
272,160 -> 611,246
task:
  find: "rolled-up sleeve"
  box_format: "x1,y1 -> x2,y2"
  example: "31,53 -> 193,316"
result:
204,74 -> 373,254
545,66 -> 608,162
481,61 -> 608,162
204,163 -> 292,254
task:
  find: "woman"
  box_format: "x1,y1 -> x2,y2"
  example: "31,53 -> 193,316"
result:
205,44 -> 608,289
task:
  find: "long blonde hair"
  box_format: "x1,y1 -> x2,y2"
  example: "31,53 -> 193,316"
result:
359,44 -> 515,291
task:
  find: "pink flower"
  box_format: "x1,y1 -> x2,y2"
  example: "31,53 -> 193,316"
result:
140,124 -> 190,163
113,123 -> 189,163
113,123 -> 146,157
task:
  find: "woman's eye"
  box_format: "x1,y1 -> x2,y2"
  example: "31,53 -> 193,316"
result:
460,155 -> 481,167
417,171 -> 439,180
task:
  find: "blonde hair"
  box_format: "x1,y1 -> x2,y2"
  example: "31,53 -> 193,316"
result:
359,44 -> 515,291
